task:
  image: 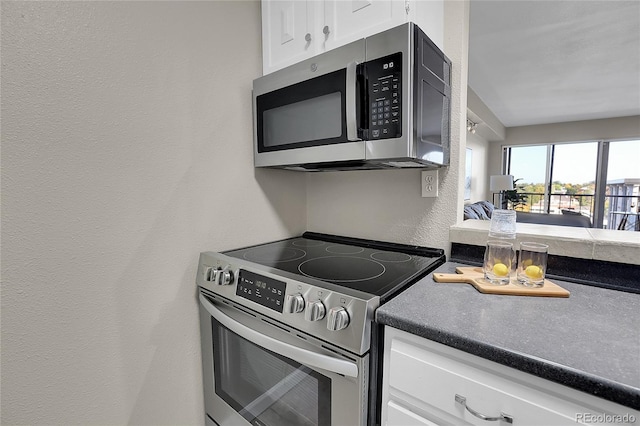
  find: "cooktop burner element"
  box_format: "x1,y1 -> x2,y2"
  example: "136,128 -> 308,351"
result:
326,244 -> 365,255
291,238 -> 325,247
370,251 -> 412,263
224,232 -> 445,301
299,257 -> 386,283
242,245 -> 306,263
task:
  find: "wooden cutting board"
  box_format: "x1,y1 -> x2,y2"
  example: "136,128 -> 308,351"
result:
433,267 -> 570,297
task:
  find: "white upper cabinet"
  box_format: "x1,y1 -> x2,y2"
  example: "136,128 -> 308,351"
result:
261,0 -> 444,75
323,0 -> 408,52
410,0 -> 444,51
261,1 -> 315,73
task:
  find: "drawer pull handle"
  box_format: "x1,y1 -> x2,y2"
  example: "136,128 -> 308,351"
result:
455,394 -> 513,424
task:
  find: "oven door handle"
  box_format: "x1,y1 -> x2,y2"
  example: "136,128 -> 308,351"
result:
199,294 -> 359,378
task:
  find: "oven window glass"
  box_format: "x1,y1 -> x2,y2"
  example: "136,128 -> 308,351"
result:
256,68 -> 348,152
212,318 -> 331,426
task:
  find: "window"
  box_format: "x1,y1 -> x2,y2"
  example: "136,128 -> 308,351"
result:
605,140 -> 640,231
504,139 -> 640,230
506,145 -> 548,212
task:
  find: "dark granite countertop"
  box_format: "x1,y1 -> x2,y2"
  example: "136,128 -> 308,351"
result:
376,262 -> 640,410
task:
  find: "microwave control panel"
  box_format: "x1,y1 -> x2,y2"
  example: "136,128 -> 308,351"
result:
367,52 -> 402,140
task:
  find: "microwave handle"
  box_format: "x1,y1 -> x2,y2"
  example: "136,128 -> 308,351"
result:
346,61 -> 362,141
199,294 -> 359,378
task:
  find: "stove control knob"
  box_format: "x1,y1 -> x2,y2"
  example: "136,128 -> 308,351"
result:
205,267 -> 221,283
327,307 -> 350,331
204,267 -> 214,282
284,293 -> 305,314
219,269 -> 234,286
305,300 -> 326,322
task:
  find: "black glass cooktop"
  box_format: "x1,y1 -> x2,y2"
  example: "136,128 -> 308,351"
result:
223,232 -> 445,301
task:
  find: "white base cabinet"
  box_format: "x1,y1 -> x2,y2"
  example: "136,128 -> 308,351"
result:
382,327 -> 639,425
261,0 -> 444,75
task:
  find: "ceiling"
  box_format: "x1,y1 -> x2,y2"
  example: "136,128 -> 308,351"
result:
468,0 -> 640,128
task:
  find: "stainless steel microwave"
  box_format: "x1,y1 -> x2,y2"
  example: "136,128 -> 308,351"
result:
252,22 -> 451,172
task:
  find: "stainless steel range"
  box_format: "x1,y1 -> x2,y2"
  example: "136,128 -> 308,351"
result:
197,232 -> 444,426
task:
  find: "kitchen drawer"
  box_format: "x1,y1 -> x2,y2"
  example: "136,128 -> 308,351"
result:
383,328 -> 639,426
387,400 -> 438,426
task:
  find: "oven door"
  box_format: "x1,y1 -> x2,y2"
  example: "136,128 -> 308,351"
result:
199,292 -> 368,426
253,39 -> 366,169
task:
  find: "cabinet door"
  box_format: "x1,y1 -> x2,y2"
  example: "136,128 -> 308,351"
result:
387,401 -> 439,426
323,0 -> 407,52
382,328 -> 640,426
262,0 -> 315,74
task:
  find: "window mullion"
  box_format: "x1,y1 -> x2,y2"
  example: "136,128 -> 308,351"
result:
545,145 -> 555,214
593,141 -> 609,229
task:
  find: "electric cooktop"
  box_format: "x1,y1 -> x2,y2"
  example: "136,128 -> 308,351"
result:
223,232 -> 445,302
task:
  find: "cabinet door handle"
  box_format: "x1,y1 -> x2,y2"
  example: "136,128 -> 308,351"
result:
305,33 -> 311,42
323,25 -> 330,35
455,394 -> 513,424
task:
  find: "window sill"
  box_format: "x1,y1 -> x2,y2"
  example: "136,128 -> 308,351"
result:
450,220 -> 640,266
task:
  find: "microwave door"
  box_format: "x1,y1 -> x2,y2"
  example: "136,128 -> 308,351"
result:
253,39 -> 366,169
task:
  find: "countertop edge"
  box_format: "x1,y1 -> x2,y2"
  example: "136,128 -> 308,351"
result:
376,311 -> 640,410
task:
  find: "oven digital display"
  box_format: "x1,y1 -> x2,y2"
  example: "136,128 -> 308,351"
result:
236,270 -> 286,313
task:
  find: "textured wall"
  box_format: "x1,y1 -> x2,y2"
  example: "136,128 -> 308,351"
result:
466,132 -> 491,203
1,1 -> 306,424
307,1 -> 470,256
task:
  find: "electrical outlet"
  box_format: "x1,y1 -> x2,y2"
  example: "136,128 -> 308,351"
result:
421,170 -> 438,197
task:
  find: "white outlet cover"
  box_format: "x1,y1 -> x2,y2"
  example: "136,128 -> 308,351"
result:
421,170 -> 438,197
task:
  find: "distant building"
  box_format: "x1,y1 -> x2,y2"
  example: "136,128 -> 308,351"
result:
606,178 -> 640,231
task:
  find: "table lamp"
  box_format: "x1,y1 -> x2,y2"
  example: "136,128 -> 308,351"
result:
490,175 -> 514,209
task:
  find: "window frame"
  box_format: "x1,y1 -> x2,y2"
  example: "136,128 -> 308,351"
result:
503,140 -> 609,228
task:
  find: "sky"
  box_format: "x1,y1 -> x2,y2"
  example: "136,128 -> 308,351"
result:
509,140 -> 640,185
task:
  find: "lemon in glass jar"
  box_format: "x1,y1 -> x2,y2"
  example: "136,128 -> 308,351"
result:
492,263 -> 509,277
525,265 -> 543,279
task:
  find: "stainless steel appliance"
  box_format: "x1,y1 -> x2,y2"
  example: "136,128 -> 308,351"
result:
197,232 -> 445,426
252,23 -> 451,171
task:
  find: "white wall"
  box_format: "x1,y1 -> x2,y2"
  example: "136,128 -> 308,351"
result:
465,132 -> 491,202
465,87 -> 499,203
306,1 -> 470,255
487,115 -> 640,176
467,86 -> 505,141
1,1 -> 306,424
